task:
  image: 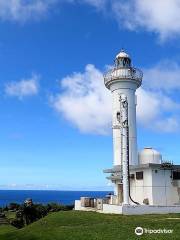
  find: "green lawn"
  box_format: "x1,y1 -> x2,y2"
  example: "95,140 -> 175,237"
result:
0,225 -> 16,237
0,211 -> 180,240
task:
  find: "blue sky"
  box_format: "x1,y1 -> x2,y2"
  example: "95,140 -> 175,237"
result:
0,0 -> 180,190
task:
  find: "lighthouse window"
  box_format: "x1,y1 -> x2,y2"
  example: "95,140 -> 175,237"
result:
116,112 -> 120,122
118,59 -> 123,67
130,174 -> 135,179
173,171 -> 180,180
122,58 -> 130,67
136,171 -> 143,180
123,59 -> 126,66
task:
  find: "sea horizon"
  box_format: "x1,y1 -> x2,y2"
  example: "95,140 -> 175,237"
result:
0,189 -> 111,192
0,190 -> 113,207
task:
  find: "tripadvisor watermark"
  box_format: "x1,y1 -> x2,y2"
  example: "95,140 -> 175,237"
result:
135,227 -> 173,236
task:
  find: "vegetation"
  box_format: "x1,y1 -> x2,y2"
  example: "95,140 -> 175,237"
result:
0,211 -> 179,240
0,201 -> 74,229
0,225 -> 16,238
5,200 -> 73,228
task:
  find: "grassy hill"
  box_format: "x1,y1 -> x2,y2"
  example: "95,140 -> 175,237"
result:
0,211 -> 180,240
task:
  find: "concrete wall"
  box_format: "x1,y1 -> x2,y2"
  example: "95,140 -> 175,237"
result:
102,204 -> 122,214
122,205 -> 180,215
130,168 -> 153,205
75,200 -> 84,211
74,200 -> 96,212
128,167 -> 180,206
75,200 -> 180,215
152,169 -> 180,205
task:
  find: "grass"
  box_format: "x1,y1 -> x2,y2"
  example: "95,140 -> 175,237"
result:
4,211 -> 16,220
0,225 -> 16,237
0,211 -> 180,240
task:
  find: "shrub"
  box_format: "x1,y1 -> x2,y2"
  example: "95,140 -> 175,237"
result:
47,203 -> 74,212
8,203 -> 20,211
34,204 -> 48,218
9,201 -> 74,229
10,218 -> 24,229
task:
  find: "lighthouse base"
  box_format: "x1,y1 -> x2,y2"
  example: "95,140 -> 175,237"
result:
101,204 -> 180,215
75,200 -> 180,215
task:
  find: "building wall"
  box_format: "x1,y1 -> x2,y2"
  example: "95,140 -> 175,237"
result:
130,168 -> 153,205
122,205 -> 180,215
112,165 -> 180,206
129,167 -> 180,206
103,204 -> 122,214
75,200 -> 180,215
152,169 -> 180,205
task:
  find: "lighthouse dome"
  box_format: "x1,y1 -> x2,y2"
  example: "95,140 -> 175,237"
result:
115,49 -> 131,68
138,147 -> 162,165
116,49 -> 130,59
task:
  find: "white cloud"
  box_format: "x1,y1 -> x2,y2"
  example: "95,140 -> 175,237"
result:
114,0 -> 180,40
0,0 -> 179,40
5,74 -> 39,99
1,0 -> 179,40
51,63 -> 180,134
136,88 -> 180,132
143,61 -> 180,92
0,0 -> 57,22
51,64 -> 111,134
80,0 -> 180,40
155,117 -> 180,133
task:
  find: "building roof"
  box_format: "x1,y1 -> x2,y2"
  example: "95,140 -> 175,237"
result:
103,163 -> 180,173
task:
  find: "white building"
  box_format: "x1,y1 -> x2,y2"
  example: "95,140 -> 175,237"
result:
75,50 -> 180,215
105,148 -> 180,206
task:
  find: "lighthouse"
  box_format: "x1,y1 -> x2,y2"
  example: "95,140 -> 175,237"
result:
104,50 -> 143,204
75,49 -> 180,214
104,49 -> 142,167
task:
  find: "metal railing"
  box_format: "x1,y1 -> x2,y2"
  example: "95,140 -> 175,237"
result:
104,67 -> 143,87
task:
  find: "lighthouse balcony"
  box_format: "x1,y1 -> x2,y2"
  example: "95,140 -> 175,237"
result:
104,67 -> 143,89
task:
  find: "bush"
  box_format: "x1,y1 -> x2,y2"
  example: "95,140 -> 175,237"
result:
34,204 -> 48,218
63,204 -> 74,211
10,218 -> 24,229
47,203 -> 61,212
9,201 -> 74,229
47,203 -> 74,212
8,203 -> 20,211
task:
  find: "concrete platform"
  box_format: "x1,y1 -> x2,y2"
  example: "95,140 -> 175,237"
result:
75,200 -> 180,215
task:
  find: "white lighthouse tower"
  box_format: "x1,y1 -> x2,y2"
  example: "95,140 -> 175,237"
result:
104,49 -> 143,205
104,49 -> 142,167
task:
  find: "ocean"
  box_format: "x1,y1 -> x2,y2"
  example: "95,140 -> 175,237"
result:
0,190 -> 112,207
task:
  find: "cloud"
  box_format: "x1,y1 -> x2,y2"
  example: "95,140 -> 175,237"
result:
1,0 -> 179,40
155,117 -> 180,133
51,63 -> 180,134
114,0 -> 180,40
0,0 -> 57,23
79,0 -> 180,41
51,64 -> 111,134
0,183 -> 111,190
143,60 -> 180,92
5,74 -> 39,99
0,0 -> 179,40
136,88 -> 180,132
